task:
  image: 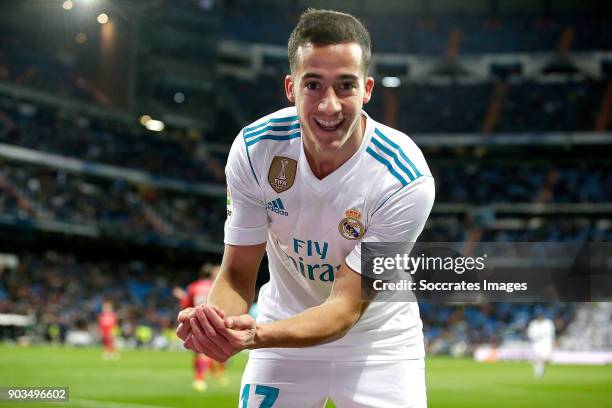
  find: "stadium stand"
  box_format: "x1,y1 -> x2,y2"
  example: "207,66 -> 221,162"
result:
0,251 -> 193,347
559,302 -> 612,350
434,164 -> 612,204
0,98 -> 225,183
222,76 -> 610,135
0,2 -> 610,366
0,160 -> 226,243
420,302 -> 577,355
221,6 -> 612,54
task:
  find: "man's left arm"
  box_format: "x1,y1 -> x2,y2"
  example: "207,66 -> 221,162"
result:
188,262 -> 367,355
188,176 -> 435,356
251,262 -> 368,348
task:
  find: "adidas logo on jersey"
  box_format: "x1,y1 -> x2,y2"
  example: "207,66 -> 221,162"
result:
266,198 -> 288,216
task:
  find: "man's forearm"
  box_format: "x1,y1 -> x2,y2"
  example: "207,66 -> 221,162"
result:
207,273 -> 253,317
251,297 -> 364,349
203,243 -> 264,317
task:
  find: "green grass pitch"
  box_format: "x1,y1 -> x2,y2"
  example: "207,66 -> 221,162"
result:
1,345 -> 611,407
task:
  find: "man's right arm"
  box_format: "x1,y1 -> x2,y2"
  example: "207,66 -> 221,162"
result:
177,129 -> 268,355
210,131 -> 268,315
207,243 -> 266,317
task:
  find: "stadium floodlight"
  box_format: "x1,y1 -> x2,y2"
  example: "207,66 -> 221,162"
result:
62,0 -> 74,10
145,119 -> 165,132
139,115 -> 152,126
381,77 -> 401,88
97,13 -> 109,24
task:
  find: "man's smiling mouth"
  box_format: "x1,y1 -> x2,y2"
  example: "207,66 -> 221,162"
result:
314,118 -> 344,131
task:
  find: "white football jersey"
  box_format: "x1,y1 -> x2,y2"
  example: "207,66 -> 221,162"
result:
527,318 -> 556,356
225,107 -> 435,361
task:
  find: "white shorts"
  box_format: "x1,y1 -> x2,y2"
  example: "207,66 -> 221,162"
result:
532,343 -> 553,361
239,356 -> 427,408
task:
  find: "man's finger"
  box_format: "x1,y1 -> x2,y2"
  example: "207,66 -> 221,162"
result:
183,335 -> 195,351
189,332 -> 211,355
225,314 -> 255,330
190,317 -> 224,353
177,307 -> 195,323
209,305 -> 225,318
189,321 -> 227,361
191,317 -> 234,357
176,322 -> 192,340
204,305 -> 228,333
195,306 -> 219,339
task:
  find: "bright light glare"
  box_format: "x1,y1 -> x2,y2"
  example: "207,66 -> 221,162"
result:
145,119 -> 165,132
62,1 -> 73,10
139,115 -> 152,126
97,13 -> 109,24
381,77 -> 401,88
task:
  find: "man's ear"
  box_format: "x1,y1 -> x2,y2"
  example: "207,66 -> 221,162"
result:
285,74 -> 295,104
362,76 -> 374,104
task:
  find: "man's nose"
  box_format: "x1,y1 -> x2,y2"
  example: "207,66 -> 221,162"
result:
318,87 -> 341,114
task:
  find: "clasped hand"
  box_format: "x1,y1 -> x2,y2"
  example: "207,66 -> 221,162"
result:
176,305 -> 257,362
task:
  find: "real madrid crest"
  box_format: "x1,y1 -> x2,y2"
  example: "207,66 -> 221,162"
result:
268,156 -> 297,193
338,209 -> 365,240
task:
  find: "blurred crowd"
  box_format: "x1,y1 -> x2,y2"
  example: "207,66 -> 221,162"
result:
435,164 -> 612,204
0,252 -> 195,348
0,27 -> 98,102
0,5 -> 610,357
420,302 -> 576,355
1,158 -> 610,246
0,252 -> 592,354
226,76 -> 609,134
0,99 -> 224,183
0,162 -> 225,243
222,6 -> 612,54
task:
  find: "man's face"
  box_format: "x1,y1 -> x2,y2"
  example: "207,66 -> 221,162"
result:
285,42 -> 374,154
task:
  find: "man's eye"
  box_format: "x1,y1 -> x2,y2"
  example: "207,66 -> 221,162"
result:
305,82 -> 319,90
340,83 -> 357,90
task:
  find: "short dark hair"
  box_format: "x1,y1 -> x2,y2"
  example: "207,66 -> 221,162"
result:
288,9 -> 372,75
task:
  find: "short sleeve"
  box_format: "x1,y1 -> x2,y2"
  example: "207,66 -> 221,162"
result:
345,176 -> 435,273
223,133 -> 269,245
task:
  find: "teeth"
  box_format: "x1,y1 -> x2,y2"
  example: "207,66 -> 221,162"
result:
316,118 -> 342,128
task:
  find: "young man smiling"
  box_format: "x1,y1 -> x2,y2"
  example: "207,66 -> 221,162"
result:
177,9 -> 435,407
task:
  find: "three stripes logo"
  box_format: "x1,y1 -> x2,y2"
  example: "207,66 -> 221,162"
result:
366,128 -> 422,187
266,198 -> 289,216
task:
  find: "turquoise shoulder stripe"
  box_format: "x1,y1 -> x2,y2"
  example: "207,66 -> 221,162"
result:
371,136 -> 416,181
243,115 -> 299,133
366,147 -> 407,186
244,123 -> 300,139
270,115 -> 299,123
245,132 -> 301,147
242,129 -> 259,185
374,128 -> 422,178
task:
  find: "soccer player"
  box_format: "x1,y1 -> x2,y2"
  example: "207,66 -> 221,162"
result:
173,263 -> 229,391
177,9 -> 435,407
527,313 -> 556,379
98,300 -> 118,360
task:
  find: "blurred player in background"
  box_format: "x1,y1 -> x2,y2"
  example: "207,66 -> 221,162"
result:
173,263 -> 229,391
98,300 -> 118,360
527,313 -> 556,379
